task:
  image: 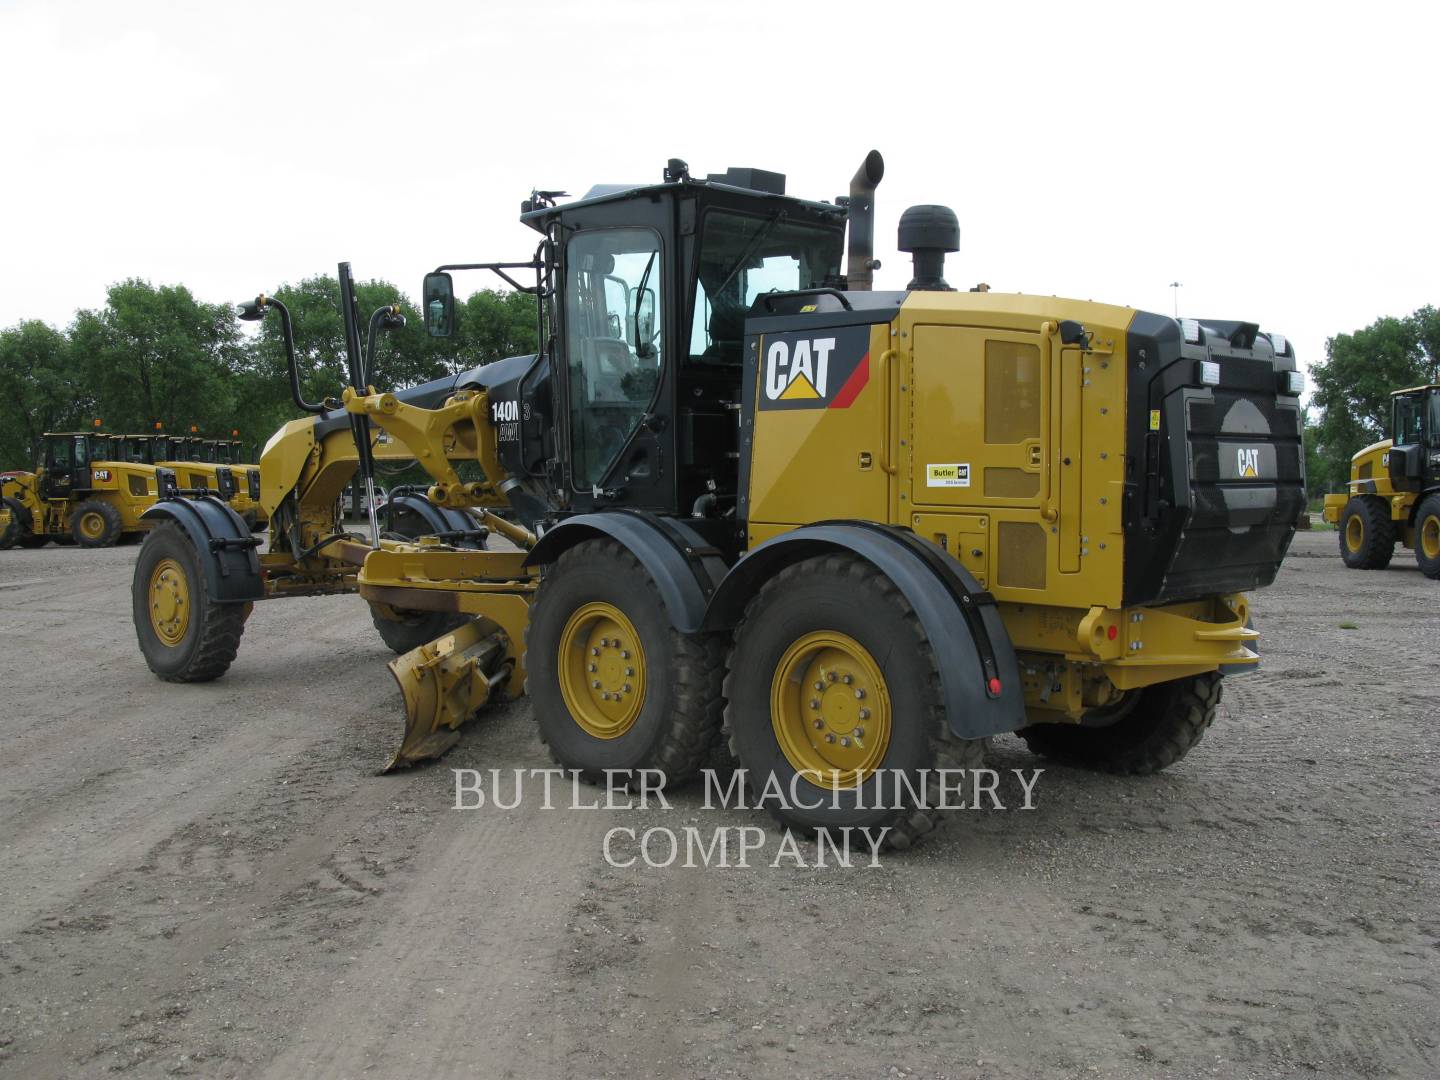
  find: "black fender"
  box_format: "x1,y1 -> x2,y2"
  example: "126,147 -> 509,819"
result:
522,511 -> 727,633
382,491 -> 487,548
703,521 -> 1026,740
141,497 -> 263,603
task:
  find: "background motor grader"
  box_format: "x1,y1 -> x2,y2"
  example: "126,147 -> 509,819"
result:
1,432 -> 161,548
130,152 -> 1304,846
1322,384 -> 1440,577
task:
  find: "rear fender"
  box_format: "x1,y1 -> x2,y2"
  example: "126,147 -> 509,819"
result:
704,522 -> 1026,739
522,511 -> 727,634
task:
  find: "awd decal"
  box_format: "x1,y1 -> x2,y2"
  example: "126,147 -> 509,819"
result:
758,325 -> 871,411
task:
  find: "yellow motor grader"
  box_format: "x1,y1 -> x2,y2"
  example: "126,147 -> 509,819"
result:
129,153 -> 1304,846
1,432 -> 160,548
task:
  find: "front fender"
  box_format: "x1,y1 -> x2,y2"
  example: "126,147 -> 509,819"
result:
141,497 -> 262,603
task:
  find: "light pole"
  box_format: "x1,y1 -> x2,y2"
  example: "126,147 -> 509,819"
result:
1169,281 -> 1182,318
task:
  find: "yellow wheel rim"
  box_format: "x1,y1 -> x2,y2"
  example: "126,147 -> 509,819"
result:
149,557 -> 191,647
1422,515 -> 1440,560
79,512 -> 106,540
771,630 -> 892,788
557,601 -> 646,739
1345,513 -> 1364,553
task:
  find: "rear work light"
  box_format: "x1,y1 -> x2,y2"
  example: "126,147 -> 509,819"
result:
1269,332 -> 1289,356
1180,318 -> 1203,344
1280,369 -> 1304,395
1197,359 -> 1221,386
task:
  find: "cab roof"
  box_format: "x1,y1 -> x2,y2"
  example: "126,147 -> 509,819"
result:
519,168 -> 844,233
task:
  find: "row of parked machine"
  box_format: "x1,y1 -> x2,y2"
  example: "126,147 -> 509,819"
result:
0,431 -> 265,549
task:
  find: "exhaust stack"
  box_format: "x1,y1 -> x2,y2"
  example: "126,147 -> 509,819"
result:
846,150 -> 885,291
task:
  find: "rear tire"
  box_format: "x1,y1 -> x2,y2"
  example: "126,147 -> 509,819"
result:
1413,494 -> 1440,579
132,521 -> 247,682
1338,495 -> 1394,569
71,499 -> 123,548
526,539 -> 725,786
724,553 -> 987,850
1020,671 -> 1222,775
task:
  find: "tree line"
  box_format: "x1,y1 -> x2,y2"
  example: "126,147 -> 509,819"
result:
0,275 -> 538,469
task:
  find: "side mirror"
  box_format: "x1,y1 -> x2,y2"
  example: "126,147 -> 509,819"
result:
423,272 -> 455,338
636,288 -> 657,346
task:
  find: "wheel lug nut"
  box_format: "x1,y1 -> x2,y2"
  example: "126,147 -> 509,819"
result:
809,698 -> 820,710
591,647 -> 600,656
813,719 -> 824,729
813,681 -> 824,692
592,680 -> 601,689
825,671 -> 836,683
625,667 -> 634,676
841,674 -> 852,685
854,688 -> 865,700
858,707 -> 870,721
588,663 -> 597,672
621,650 -> 630,660
825,733 -> 836,744
840,737 -> 851,747
623,684 -> 632,693
853,727 -> 864,738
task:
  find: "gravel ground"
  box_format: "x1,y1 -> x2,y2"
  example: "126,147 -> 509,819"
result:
0,529 -> 1435,1079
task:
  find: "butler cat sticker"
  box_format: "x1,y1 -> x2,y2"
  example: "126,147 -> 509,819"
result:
757,325 -> 871,411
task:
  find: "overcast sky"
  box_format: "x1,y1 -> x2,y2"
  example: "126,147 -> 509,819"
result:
3,0 -> 1436,385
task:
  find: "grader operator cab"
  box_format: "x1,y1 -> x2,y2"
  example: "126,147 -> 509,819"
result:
129,152 -> 1304,846
1323,384 -> 1440,577
1,431 -> 160,549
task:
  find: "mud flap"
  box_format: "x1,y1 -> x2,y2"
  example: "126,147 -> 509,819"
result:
383,617 -> 512,772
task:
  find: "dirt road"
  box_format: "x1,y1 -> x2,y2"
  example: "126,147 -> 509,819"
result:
0,530 -> 1435,1079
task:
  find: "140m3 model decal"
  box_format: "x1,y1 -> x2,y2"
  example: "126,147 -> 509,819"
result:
758,325 -> 871,411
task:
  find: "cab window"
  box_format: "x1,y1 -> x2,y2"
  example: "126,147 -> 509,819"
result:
688,211 -> 843,364
565,228 -> 663,489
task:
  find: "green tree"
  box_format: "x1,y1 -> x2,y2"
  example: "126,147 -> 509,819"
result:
1309,309 -> 1435,491
0,320 -> 91,469
69,280 -> 243,437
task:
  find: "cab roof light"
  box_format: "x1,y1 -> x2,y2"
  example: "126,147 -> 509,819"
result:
1281,369 -> 1304,396
1197,359 -> 1221,386
1269,332 -> 1289,357
1180,318 -> 1203,344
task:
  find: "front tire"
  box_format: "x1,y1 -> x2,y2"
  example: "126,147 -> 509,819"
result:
525,539 -> 725,786
1338,495 -> 1394,569
369,602 -> 467,654
1413,494 -> 1440,579
1020,671 -> 1222,774
132,521 -> 247,681
724,553 -> 987,850
71,499 -> 123,548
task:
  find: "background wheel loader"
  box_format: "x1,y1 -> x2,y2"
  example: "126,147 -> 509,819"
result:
129,152 -> 1304,847
0,432 -> 161,549
1322,384 -> 1440,577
